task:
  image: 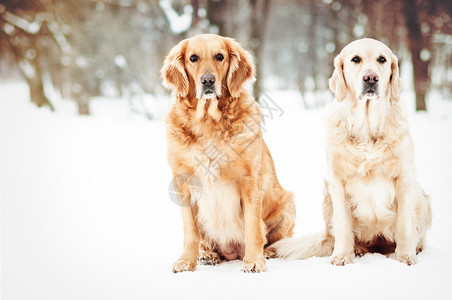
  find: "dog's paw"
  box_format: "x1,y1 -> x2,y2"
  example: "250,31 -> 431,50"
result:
354,245 -> 368,258
330,252 -> 354,266
396,253 -> 418,266
198,251 -> 221,266
263,247 -> 277,259
172,259 -> 196,273
241,258 -> 267,273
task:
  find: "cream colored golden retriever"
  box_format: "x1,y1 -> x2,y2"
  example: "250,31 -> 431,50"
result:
271,38 -> 431,266
161,34 -> 295,273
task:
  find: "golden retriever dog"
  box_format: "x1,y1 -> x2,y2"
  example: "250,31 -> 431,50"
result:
271,38 -> 431,266
161,34 -> 295,273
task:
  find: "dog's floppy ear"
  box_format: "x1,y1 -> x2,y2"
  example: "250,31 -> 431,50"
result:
225,38 -> 255,98
161,39 -> 189,98
390,53 -> 401,102
329,54 -> 347,102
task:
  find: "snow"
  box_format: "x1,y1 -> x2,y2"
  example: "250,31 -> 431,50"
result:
1,10 -> 41,34
1,81 -> 452,299
159,0 -> 193,35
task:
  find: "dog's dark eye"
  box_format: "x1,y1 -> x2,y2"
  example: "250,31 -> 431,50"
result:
190,54 -> 199,62
352,56 -> 361,63
378,56 -> 386,63
216,53 -> 224,62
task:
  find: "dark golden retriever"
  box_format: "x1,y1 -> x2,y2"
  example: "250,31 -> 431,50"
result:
161,34 -> 295,273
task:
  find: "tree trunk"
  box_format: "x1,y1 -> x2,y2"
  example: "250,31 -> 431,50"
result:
10,35 -> 54,111
77,95 -> 90,115
402,0 -> 429,111
191,0 -> 200,27
249,0 -> 271,101
207,0 -> 229,36
307,0 -> 318,92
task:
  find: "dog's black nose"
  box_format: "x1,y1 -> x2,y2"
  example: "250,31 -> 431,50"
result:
201,73 -> 215,87
363,72 -> 379,84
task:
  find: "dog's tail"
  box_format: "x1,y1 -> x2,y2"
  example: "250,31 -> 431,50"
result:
269,231 -> 334,260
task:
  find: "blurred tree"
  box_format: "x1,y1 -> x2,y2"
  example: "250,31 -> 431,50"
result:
307,0 -> 318,92
362,0 -> 404,46
429,0 -> 452,96
207,0 -> 231,36
0,0 -> 54,110
402,0 -> 431,111
249,0 -> 271,101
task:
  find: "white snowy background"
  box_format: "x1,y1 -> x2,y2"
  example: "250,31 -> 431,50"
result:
1,77 -> 452,299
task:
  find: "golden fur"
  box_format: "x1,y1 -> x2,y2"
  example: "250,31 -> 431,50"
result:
271,38 -> 431,266
161,34 -> 295,273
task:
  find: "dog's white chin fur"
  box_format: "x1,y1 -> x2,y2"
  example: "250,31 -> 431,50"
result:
203,92 -> 216,99
359,92 -> 378,101
197,90 -> 219,101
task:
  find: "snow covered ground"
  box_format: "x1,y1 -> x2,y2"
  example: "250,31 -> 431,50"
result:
1,81 -> 452,299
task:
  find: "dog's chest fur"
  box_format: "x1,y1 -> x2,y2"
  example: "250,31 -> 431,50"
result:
197,179 -> 244,246
191,141 -> 232,184
343,137 -> 398,236
190,142 -> 245,247
346,139 -> 396,177
346,175 -> 396,241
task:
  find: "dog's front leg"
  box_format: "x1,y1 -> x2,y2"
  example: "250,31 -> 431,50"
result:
240,181 -> 267,273
395,178 -> 417,265
172,183 -> 200,273
329,177 -> 354,265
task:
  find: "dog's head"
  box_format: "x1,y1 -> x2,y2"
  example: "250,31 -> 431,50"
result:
329,38 -> 401,103
161,34 -> 255,100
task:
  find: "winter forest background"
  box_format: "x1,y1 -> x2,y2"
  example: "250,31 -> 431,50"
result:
2,1 -> 452,299
1,0 -> 451,115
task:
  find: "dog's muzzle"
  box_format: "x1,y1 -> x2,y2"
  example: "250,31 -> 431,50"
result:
362,72 -> 379,97
200,73 -> 219,100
